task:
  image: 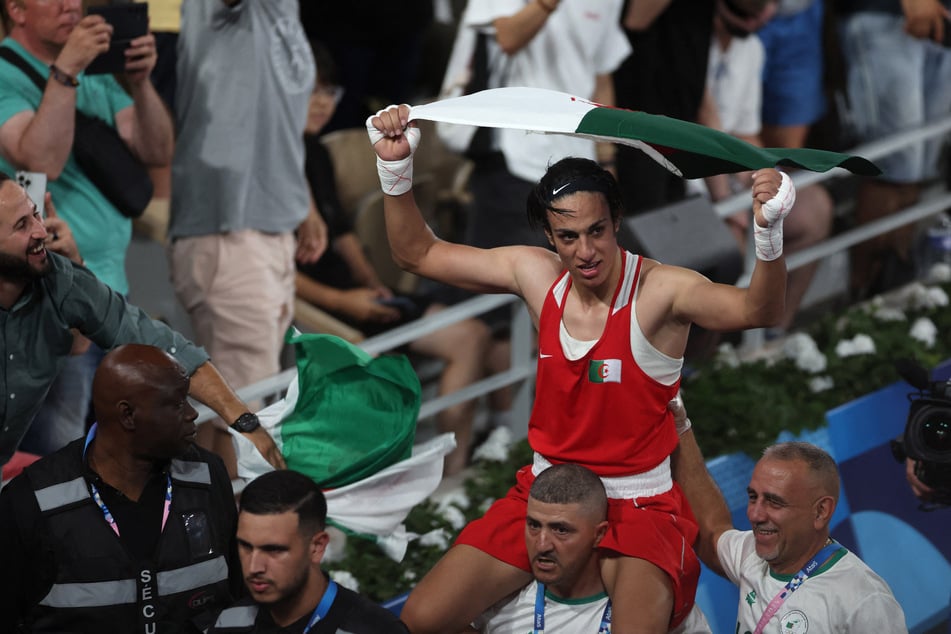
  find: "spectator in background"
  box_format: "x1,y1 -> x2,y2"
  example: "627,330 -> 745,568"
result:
169,0 -> 327,468
437,0 -> 631,253
0,344 -> 242,633
206,469 -> 409,634
695,0 -> 833,332
299,2 -> 433,134
612,0 -> 715,216
0,173 -> 284,472
838,0 -> 951,298
298,42 -> 492,475
671,398 -> 908,632
756,0 -> 826,150
0,0 -> 174,456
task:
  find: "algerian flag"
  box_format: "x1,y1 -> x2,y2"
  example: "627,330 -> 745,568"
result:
408,87 -> 880,178
588,359 -> 622,384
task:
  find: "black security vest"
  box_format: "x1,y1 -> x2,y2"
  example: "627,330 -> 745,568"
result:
23,441 -> 234,633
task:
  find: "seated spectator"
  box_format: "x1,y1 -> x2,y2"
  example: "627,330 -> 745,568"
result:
299,43 -> 492,475
470,462 -> 712,633
0,344 -> 242,632
0,172 -> 284,473
671,399 -> 908,632
695,0 -> 833,332
837,0 -> 951,298
207,469 -> 409,633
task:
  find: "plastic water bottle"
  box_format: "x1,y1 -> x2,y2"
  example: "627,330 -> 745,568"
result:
920,213 -> 951,283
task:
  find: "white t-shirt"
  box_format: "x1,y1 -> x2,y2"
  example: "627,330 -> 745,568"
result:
442,0 -> 630,182
706,35 -> 765,138
717,529 -> 908,634
473,580 -> 713,633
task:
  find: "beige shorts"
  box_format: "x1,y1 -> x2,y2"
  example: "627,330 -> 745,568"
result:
169,230 -> 295,390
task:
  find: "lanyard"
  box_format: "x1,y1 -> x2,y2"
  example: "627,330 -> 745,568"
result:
753,542 -> 841,634
302,580 -> 338,634
83,424 -> 173,538
533,582 -> 611,634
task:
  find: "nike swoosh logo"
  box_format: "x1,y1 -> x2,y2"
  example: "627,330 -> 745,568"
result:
552,183 -> 570,197
539,353 -> 553,359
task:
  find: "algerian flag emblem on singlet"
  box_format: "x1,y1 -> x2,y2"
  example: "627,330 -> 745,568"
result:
588,359 -> 621,384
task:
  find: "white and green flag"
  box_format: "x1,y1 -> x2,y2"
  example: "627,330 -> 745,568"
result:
409,87 -> 880,178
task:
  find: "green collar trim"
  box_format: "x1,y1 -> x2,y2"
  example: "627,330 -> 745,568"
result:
543,589 -> 609,605
769,546 -> 847,582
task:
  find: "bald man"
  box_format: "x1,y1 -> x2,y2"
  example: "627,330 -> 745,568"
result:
0,344 -> 242,633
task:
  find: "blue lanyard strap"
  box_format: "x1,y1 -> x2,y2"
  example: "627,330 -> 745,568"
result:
534,583 -> 612,634
302,580 -> 338,634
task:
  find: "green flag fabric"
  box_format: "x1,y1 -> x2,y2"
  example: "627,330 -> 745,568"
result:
409,87 -> 881,178
280,332 -> 420,489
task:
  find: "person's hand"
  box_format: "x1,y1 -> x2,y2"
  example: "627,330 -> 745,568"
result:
751,168 -> 793,228
244,427 -> 287,470
906,457 -> 935,501
367,104 -> 417,162
42,193 -> 82,264
55,15 -> 113,77
338,287 -> 401,324
295,208 -> 328,263
124,32 -> 158,85
667,392 -> 692,436
901,0 -> 950,42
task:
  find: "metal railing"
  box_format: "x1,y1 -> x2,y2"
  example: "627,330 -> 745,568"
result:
198,114 -> 951,429
720,114 -> 951,349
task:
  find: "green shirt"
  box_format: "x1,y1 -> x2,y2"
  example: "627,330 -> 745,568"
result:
0,253 -> 209,464
0,38 -> 134,294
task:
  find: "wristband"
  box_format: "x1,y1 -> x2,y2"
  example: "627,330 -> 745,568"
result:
366,108 -> 421,196
49,64 -> 79,88
753,171 -> 795,261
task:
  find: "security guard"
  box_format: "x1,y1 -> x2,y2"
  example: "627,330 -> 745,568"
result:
0,344 -> 242,633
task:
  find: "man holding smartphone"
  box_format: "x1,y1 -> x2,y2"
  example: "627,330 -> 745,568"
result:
0,0 -> 174,455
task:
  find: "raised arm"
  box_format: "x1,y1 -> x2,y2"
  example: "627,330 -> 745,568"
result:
669,168 -> 793,331
114,32 -> 175,167
366,105 -> 558,306
669,398 -> 733,576
0,15 -> 111,178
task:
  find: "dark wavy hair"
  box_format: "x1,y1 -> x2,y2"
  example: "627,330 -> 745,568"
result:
526,157 -> 624,233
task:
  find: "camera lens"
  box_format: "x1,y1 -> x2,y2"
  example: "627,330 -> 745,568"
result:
922,418 -> 951,452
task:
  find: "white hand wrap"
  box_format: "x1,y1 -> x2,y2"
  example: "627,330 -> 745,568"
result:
753,171 -> 796,261
365,109 -> 421,196
669,392 -> 692,436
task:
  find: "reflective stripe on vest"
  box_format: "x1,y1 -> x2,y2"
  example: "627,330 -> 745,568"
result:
214,604 -> 259,628
34,476 -> 88,511
40,578 -> 136,608
40,556 -> 228,608
157,555 -> 229,595
170,459 -> 211,485
32,460 -> 211,513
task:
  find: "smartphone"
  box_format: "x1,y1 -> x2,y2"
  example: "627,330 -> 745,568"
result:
85,3 -> 149,75
15,170 -> 46,218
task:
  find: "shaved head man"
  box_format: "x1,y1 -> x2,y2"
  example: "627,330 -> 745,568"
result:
0,344 -> 242,632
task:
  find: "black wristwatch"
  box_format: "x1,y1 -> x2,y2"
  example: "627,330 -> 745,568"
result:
230,412 -> 261,433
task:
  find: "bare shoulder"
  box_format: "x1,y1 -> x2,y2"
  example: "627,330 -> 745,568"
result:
511,246 -> 564,313
636,258 -> 712,328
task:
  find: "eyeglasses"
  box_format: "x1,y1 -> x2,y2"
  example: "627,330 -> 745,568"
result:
312,85 -> 344,105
